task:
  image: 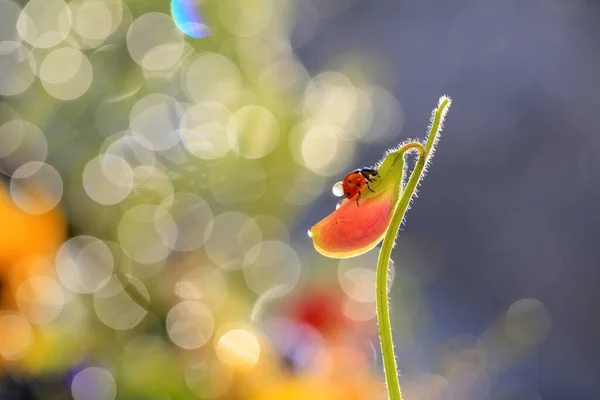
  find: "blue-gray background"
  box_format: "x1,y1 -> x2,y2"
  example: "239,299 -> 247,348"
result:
297,0 -> 600,398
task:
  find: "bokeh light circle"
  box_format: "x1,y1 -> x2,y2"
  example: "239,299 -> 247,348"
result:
126,12 -> 184,70
298,123 -> 339,169
125,165 -> 174,207
361,85 -> 404,143
345,87 -> 375,139
16,276 -> 65,324
215,327 -> 261,368
342,297 -> 376,321
218,0 -> 273,38
304,71 -> 362,136
40,46 -> 93,100
0,0 -> 22,45
175,267 -> 228,311
10,161 -> 63,214
289,120 -> 355,177
283,170 -> 326,206
71,367 -> 117,400
505,298 -> 551,347
25,45 -> 48,77
166,300 -> 214,349
182,52 -> 242,104
93,275 -> 148,330
205,211 -> 262,270
0,42 -> 36,96
73,0 -> 113,40
227,105 -> 280,159
161,192 -> 213,251
104,134 -> 156,169
243,240 -> 301,297
118,204 -> 176,264
180,102 -> 232,160
338,251 -> 393,303
252,214 -> 290,243
0,312 -> 33,360
55,235 -> 114,294
208,159 -> 267,204
338,266 -> 376,303
16,0 -> 71,48
70,0 -> 123,47
129,93 -> 183,151
83,154 -> 134,205
258,57 -> 311,106
40,47 -> 83,84
0,119 -> 47,176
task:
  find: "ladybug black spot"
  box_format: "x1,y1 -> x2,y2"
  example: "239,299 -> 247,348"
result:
346,192 -> 351,196
357,183 -> 361,187
348,180 -> 352,184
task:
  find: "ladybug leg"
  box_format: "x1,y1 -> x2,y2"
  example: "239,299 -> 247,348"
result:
356,190 -> 361,207
366,182 -> 375,193
365,174 -> 377,183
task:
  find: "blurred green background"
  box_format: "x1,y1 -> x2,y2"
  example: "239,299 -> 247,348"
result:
0,0 -> 406,399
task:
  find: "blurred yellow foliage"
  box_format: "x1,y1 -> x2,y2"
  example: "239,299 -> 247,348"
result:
0,183 -> 65,306
252,376 -> 385,400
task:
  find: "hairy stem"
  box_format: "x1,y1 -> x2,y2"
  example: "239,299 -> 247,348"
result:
376,144 -> 424,400
376,96 -> 451,400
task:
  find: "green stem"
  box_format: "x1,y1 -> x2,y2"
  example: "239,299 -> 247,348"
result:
376,96 -> 451,400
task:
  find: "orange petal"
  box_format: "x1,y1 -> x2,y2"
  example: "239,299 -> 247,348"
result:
309,187 -> 394,258
309,148 -> 408,259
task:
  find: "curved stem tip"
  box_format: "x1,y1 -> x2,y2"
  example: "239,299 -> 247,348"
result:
376,96 -> 451,400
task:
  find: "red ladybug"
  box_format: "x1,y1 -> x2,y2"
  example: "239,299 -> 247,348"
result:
340,167 -> 379,206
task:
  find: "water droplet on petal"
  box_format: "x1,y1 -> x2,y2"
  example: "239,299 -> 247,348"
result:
336,198 -> 348,210
332,181 -> 344,197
